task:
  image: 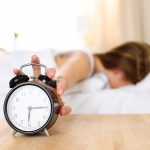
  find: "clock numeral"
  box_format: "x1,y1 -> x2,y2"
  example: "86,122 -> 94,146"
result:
20,120 -> 23,125
43,115 -> 46,119
16,97 -> 19,102
22,91 -> 25,96
37,92 -> 41,96
12,114 -> 17,119
43,98 -> 47,102
37,121 -> 40,126
28,122 -> 31,127
12,105 -> 15,110
28,89 -> 33,95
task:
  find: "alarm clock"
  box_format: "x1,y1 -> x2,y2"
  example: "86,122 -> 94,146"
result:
3,63 -> 60,136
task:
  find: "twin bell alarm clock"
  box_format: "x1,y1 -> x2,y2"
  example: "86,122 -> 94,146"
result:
3,63 -> 60,136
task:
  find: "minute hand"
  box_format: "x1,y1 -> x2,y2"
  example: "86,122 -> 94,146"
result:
31,106 -> 48,109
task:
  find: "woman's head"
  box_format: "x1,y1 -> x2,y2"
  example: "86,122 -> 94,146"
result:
95,42 -> 150,88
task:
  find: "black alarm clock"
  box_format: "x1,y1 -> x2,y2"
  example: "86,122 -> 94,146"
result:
3,63 -> 60,136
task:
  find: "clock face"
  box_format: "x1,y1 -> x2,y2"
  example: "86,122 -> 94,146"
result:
6,84 -> 52,132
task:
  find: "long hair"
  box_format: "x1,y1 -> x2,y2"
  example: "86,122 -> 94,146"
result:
95,42 -> 150,84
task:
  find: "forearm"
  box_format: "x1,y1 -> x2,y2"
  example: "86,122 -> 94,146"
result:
56,52 -> 91,91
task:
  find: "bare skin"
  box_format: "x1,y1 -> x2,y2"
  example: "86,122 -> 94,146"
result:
55,52 -> 91,90
13,51 -> 131,116
55,52 -> 132,89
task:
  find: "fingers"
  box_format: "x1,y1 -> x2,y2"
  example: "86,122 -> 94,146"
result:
13,55 -> 41,77
31,54 -> 40,64
47,69 -> 66,95
47,68 -> 56,79
13,68 -> 20,75
55,94 -> 64,106
59,104 -> 72,116
56,76 -> 66,95
47,70 -> 70,116
31,55 -> 41,77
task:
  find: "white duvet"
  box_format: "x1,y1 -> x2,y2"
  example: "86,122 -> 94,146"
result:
0,49 -> 150,117
64,73 -> 150,114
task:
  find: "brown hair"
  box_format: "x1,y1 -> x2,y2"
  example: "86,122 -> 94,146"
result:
95,42 -> 150,84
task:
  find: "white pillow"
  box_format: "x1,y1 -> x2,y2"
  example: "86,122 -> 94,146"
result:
136,73 -> 150,90
64,73 -> 110,95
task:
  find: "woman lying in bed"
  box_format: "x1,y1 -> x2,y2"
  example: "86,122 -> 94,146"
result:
13,41 -> 150,116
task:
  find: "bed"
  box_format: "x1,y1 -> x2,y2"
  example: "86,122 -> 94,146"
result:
0,49 -> 150,117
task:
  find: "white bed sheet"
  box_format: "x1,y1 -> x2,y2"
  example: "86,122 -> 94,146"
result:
63,71 -> 150,114
0,49 -> 150,117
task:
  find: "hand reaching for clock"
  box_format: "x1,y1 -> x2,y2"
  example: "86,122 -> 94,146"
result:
13,55 -> 71,116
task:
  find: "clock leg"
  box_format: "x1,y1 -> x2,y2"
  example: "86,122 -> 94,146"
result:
44,129 -> 49,137
12,130 -> 17,136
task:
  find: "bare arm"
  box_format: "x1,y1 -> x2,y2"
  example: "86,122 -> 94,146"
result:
55,52 -> 91,91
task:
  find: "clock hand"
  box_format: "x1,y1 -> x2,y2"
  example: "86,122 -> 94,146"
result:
28,106 -> 31,122
30,106 -> 48,109
27,106 -> 48,122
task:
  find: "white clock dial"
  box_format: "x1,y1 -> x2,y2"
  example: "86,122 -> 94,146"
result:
7,84 -> 51,132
